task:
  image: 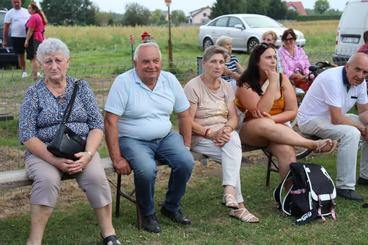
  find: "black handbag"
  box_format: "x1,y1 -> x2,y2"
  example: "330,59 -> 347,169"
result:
47,80 -> 86,160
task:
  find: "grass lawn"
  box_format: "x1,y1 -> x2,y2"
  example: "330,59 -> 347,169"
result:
1,154 -> 368,244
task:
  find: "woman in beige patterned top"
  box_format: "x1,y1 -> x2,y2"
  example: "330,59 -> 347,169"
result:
184,46 -> 258,223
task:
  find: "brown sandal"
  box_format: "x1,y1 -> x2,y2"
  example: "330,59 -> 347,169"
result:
229,208 -> 259,223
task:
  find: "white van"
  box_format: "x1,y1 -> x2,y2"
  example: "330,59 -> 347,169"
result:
333,0 -> 368,65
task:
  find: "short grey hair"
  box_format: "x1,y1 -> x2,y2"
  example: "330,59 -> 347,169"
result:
215,36 -> 232,47
202,45 -> 228,62
37,38 -> 70,63
133,42 -> 162,61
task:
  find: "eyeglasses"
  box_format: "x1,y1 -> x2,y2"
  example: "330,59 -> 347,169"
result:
285,38 -> 296,41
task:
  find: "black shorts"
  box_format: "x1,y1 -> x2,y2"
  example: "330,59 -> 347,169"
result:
26,39 -> 41,60
11,37 -> 26,54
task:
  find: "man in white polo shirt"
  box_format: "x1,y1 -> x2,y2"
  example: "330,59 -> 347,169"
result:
104,42 -> 194,233
297,53 -> 368,201
3,0 -> 30,78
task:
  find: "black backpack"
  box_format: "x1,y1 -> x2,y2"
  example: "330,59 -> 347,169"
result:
274,162 -> 337,225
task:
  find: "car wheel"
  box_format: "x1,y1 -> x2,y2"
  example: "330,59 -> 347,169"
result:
203,38 -> 214,50
247,38 -> 259,53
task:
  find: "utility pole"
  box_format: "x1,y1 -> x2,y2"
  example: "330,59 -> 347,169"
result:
165,0 -> 173,67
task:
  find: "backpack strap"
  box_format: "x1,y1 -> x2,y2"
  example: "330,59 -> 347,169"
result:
273,169 -> 293,215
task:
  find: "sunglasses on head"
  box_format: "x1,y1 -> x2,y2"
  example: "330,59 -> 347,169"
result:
259,42 -> 276,49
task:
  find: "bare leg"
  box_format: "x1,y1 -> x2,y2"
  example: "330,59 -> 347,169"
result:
95,204 -> 116,238
240,118 -> 333,150
31,58 -> 39,81
18,53 -> 26,71
269,143 -> 296,179
26,205 -> 53,245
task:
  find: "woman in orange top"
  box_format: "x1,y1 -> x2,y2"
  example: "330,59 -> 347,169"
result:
236,43 -> 337,178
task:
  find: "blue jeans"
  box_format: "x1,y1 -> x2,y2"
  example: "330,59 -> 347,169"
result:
119,131 -> 194,216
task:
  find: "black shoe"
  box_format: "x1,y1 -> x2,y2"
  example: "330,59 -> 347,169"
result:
336,188 -> 364,201
101,234 -> 121,245
142,214 -> 161,233
358,177 -> 368,186
160,206 -> 191,225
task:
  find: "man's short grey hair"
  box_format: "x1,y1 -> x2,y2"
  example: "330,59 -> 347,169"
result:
133,42 -> 162,61
37,38 -> 70,63
215,36 -> 232,47
202,45 -> 228,62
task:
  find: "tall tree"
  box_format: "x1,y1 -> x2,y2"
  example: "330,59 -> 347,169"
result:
41,0 -> 97,25
314,0 -> 330,14
210,0 -> 247,19
266,0 -> 287,19
171,10 -> 186,26
150,9 -> 166,25
122,3 -> 151,26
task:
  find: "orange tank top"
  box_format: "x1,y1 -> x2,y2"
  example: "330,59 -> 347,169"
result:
236,73 -> 285,119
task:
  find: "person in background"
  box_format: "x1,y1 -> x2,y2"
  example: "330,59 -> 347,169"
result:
184,46 -> 259,223
262,30 -> 282,72
24,1 -> 47,81
298,53 -> 368,202
278,28 -> 313,83
357,30 -> 368,54
104,42 -> 194,233
3,0 -> 30,78
216,36 -> 244,91
19,38 -> 121,245
236,43 -> 337,180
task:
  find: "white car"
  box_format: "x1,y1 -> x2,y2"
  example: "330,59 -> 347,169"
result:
198,14 -> 306,53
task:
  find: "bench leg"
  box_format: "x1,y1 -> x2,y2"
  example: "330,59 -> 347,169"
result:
136,201 -> 142,230
115,174 -> 122,217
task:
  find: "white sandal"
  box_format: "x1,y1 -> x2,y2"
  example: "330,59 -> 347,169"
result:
229,208 -> 259,223
222,194 -> 239,209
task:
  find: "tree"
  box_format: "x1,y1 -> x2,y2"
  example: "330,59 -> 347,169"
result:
0,0 -> 31,10
210,0 -> 247,19
171,10 -> 186,26
314,0 -> 330,14
150,9 -> 167,25
41,0 -> 97,25
122,3 -> 151,26
266,0 -> 287,19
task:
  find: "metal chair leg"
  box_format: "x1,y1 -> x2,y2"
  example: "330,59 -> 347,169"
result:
266,154 -> 272,186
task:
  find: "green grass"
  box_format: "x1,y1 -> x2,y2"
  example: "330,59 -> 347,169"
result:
1,154 -> 368,244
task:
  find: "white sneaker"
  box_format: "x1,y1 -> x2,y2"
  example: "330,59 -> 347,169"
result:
21,71 -> 28,79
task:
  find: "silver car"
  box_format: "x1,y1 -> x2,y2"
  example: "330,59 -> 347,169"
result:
199,14 -> 306,53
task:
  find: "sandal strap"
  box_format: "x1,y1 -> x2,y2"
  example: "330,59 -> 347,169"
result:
103,235 -> 121,245
230,208 -> 259,223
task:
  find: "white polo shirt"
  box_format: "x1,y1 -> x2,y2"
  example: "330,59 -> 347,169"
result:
104,69 -> 189,140
297,66 -> 368,126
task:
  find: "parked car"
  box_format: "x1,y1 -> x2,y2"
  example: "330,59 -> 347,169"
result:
198,14 -> 306,53
0,10 -> 18,68
333,0 -> 368,65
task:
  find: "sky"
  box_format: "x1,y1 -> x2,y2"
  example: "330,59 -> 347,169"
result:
92,0 -> 349,15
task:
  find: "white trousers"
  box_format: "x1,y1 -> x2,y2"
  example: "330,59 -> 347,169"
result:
299,114 -> 368,190
192,131 -> 244,203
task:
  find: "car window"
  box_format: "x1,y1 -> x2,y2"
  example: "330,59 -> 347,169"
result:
242,16 -> 283,28
213,17 -> 229,27
228,17 -> 243,28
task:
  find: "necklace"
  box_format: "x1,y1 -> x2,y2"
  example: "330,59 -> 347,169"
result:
45,80 -> 67,97
201,75 -> 220,90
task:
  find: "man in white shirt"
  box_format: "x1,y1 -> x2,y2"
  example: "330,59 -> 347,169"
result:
297,53 -> 368,201
3,0 -> 30,78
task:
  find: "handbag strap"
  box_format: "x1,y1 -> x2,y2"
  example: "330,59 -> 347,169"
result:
61,79 -> 80,124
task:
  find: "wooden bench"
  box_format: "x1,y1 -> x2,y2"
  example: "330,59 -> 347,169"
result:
0,147 -> 281,230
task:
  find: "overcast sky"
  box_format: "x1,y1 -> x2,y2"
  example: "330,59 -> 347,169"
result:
91,0 -> 348,15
